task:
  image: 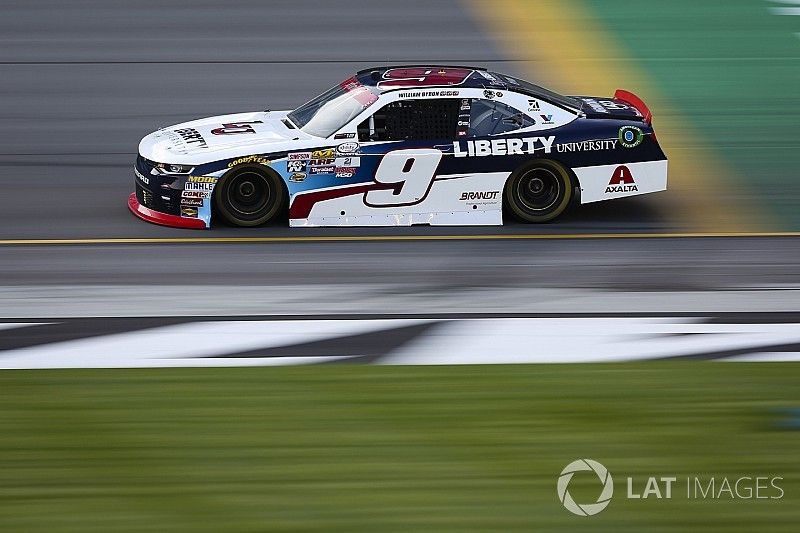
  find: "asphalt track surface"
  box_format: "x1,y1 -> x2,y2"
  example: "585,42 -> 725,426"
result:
0,1 -> 797,313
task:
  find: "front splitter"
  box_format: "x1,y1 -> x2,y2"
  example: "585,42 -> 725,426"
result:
127,193 -> 207,229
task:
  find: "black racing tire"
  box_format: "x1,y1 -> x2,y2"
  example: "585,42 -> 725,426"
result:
214,165 -> 286,227
504,159 -> 573,223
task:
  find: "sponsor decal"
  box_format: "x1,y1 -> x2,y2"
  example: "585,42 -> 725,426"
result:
457,98 -> 471,137
210,121 -> 263,135
605,165 -> 638,193
288,152 -> 311,161
583,98 -> 631,113
619,126 -> 644,149
227,155 -> 270,168
334,167 -> 357,178
310,158 -> 334,166
540,114 -> 554,125
336,141 -> 359,154
181,206 -> 199,218
556,140 -> 618,152
452,136 -> 555,157
180,198 -> 203,207
187,175 -> 217,183
311,148 -> 335,159
598,100 -> 629,110
289,172 -> 306,182
396,90 -> 460,98
174,128 -> 208,148
483,89 -> 503,99
334,132 -> 356,139
134,167 -> 149,185
528,99 -> 541,112
181,190 -> 211,199
334,157 -> 360,167
582,98 -> 609,114
459,191 -> 500,201
309,165 -> 335,174
287,160 -> 307,173
184,181 -> 214,192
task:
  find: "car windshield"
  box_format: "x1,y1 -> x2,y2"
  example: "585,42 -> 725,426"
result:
287,77 -> 380,138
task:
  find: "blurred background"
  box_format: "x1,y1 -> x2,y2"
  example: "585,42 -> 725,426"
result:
0,1 -> 798,530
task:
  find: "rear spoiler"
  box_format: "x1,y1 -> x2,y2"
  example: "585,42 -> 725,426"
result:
614,89 -> 652,125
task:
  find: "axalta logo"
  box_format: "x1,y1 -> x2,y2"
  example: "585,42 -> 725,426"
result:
459,191 -> 500,201
605,165 -> 638,194
557,459 -> 614,516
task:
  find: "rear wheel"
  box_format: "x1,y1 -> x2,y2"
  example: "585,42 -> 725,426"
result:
504,160 -> 573,223
214,165 -> 285,226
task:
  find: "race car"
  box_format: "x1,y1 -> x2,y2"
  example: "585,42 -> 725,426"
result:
129,65 -> 667,229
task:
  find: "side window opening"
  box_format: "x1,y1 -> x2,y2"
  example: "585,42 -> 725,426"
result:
358,99 -> 460,142
468,99 -> 533,137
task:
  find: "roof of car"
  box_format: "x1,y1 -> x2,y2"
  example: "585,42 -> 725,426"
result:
353,65 -> 584,112
355,65 -> 510,92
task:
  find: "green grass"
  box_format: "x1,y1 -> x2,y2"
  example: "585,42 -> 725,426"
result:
582,0 -> 800,228
0,364 -> 798,531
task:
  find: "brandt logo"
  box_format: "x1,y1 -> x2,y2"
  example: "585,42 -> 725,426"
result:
557,459 -> 614,516
459,191 -> 499,201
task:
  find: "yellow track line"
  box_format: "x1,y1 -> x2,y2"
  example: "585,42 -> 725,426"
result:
0,232 -> 798,246
466,0 -> 767,232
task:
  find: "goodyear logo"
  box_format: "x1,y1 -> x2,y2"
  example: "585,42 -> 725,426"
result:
228,155 -> 270,168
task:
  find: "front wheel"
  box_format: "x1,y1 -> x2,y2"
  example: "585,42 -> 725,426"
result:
504,160 -> 573,223
214,165 -> 286,227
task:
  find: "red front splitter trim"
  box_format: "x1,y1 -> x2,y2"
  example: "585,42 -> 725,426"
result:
127,192 -> 207,229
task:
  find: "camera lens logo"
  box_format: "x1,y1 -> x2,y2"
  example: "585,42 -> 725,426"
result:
557,459 -> 614,516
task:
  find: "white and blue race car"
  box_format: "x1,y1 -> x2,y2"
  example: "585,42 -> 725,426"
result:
130,65 -> 667,228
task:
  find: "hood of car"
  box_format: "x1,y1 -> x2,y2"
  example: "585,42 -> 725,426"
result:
139,111 -> 309,164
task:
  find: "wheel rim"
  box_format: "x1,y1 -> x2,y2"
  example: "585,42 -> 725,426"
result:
223,170 -> 273,220
515,167 -> 561,212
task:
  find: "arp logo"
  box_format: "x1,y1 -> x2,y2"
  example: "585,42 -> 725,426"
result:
605,165 -> 639,194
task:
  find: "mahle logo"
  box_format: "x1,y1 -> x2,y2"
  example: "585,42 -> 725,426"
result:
557,459 -> 614,516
